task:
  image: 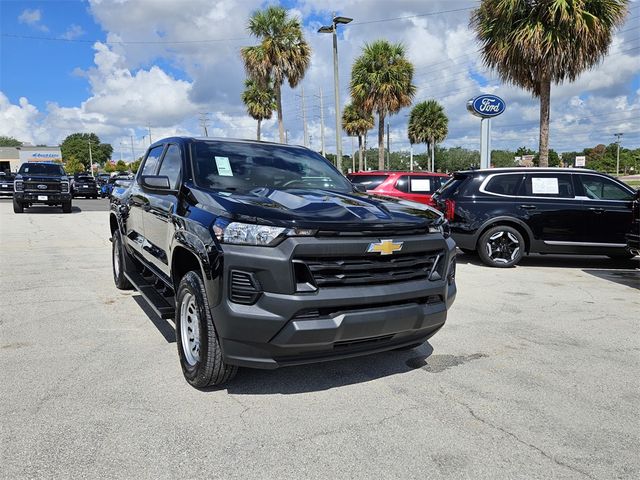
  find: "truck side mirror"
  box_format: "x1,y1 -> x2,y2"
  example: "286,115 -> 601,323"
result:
141,175 -> 171,191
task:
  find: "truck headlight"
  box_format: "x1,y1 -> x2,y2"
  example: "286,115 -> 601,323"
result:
14,180 -> 23,192
61,181 -> 70,193
213,219 -> 315,246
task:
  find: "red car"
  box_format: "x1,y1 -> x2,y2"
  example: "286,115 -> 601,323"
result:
347,171 -> 450,205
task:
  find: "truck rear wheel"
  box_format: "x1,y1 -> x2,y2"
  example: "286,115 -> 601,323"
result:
176,271 -> 237,388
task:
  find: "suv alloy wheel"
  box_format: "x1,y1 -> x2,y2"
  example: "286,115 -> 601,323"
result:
478,225 -> 525,268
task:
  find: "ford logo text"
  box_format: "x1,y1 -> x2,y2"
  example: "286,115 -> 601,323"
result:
467,94 -> 506,118
37,184 -> 48,190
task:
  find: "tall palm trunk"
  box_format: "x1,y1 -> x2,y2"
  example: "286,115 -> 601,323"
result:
257,119 -> 261,141
538,74 -> 551,168
358,135 -> 363,172
275,83 -> 285,143
377,112 -> 385,170
431,138 -> 435,172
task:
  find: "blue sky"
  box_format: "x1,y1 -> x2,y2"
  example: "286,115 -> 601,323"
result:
1,0 -> 638,157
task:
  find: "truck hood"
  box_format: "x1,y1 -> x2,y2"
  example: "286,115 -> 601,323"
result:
191,187 -> 442,229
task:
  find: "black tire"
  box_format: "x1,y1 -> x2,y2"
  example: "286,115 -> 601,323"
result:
13,199 -> 24,213
175,271 -> 238,388
112,229 -> 133,290
62,200 -> 72,213
478,225 -> 525,268
459,248 -> 476,255
92,195 -> 98,199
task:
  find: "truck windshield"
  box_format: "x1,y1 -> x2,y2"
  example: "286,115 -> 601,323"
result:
19,163 -> 65,176
191,141 -> 353,193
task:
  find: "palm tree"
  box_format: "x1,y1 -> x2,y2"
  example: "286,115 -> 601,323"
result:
342,103 -> 374,172
241,6 -> 311,144
241,79 -> 276,141
408,100 -> 449,172
350,40 -> 416,170
471,0 -> 628,167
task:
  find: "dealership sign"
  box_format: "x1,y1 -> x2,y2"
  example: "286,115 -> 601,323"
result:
18,149 -> 62,163
466,94 -> 506,118
575,156 -> 586,167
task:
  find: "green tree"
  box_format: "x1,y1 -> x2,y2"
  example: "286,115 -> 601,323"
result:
0,136 -> 22,147
241,6 -> 311,143
60,133 -> 113,169
342,103 -> 374,172
351,40 -> 416,170
129,158 -> 142,173
115,160 -> 128,173
408,100 -> 448,172
491,150 -> 517,168
104,162 -> 116,173
471,0 -> 628,167
63,156 -> 86,174
241,78 -> 276,141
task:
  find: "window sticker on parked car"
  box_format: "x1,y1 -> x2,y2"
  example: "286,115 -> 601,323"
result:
531,177 -> 559,194
215,156 -> 233,176
411,178 -> 431,192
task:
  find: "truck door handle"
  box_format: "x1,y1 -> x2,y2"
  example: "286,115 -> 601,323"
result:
589,207 -> 605,214
519,205 -> 537,210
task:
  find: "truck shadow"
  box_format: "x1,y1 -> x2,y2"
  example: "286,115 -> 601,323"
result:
132,295 -> 176,343
456,251 -> 638,270
20,205 -> 83,214
582,269 -> 640,289
218,342 -> 435,395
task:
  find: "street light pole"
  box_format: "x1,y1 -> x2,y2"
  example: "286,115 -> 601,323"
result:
88,140 -> 94,178
319,14 -> 352,173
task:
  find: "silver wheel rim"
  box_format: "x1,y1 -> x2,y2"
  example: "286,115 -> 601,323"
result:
486,231 -> 520,264
180,293 -> 201,366
113,239 -> 121,277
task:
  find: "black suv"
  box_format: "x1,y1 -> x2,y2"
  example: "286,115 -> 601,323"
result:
13,162 -> 72,213
432,168 -> 636,267
110,137 -> 456,387
72,174 -> 98,198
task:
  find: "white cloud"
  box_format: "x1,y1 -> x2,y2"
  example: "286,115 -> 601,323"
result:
61,24 -> 85,40
18,8 -> 48,32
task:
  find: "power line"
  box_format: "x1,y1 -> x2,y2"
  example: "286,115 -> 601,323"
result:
349,6 -> 477,26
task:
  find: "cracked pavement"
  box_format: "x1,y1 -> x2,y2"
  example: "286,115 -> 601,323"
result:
1,198 -> 639,479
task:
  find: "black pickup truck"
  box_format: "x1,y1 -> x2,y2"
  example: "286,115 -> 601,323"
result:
110,137 -> 457,387
13,162 -> 72,213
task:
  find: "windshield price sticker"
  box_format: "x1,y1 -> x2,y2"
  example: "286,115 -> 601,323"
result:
215,156 -> 234,176
410,178 -> 431,192
531,177 -> 559,194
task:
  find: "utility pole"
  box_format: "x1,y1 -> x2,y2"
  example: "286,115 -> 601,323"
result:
386,122 -> 390,170
318,88 -> 326,156
199,112 -> 211,137
130,135 -> 135,162
285,130 -> 289,144
299,86 -> 308,147
147,124 -> 152,145
614,132 -> 623,176
88,140 -> 94,177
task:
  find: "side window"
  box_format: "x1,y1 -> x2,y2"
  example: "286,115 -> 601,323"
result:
522,174 -> 574,198
409,175 -> 436,194
158,145 -> 182,189
577,175 -> 633,201
140,146 -> 165,176
394,175 -> 409,193
484,174 -> 522,196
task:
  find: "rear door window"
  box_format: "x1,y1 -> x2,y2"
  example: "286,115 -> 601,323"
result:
348,174 -> 389,191
434,174 -> 468,199
522,173 -> 574,198
484,174 -> 523,196
576,174 -> 634,201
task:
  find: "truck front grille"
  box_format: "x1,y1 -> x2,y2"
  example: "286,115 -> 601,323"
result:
24,181 -> 61,193
294,251 -> 442,287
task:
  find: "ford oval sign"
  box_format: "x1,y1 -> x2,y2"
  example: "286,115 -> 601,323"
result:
467,94 -> 506,118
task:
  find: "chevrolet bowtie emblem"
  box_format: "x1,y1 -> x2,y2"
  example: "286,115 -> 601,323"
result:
367,239 -> 403,255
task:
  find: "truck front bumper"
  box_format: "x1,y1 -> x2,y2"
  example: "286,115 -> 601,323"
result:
14,192 -> 72,204
211,236 -> 457,369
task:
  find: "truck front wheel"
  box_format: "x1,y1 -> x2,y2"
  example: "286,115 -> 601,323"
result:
176,271 -> 238,388
112,229 -> 133,290
13,199 -> 24,213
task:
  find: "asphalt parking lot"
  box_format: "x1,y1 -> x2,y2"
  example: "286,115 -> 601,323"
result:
1,198 -> 638,479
